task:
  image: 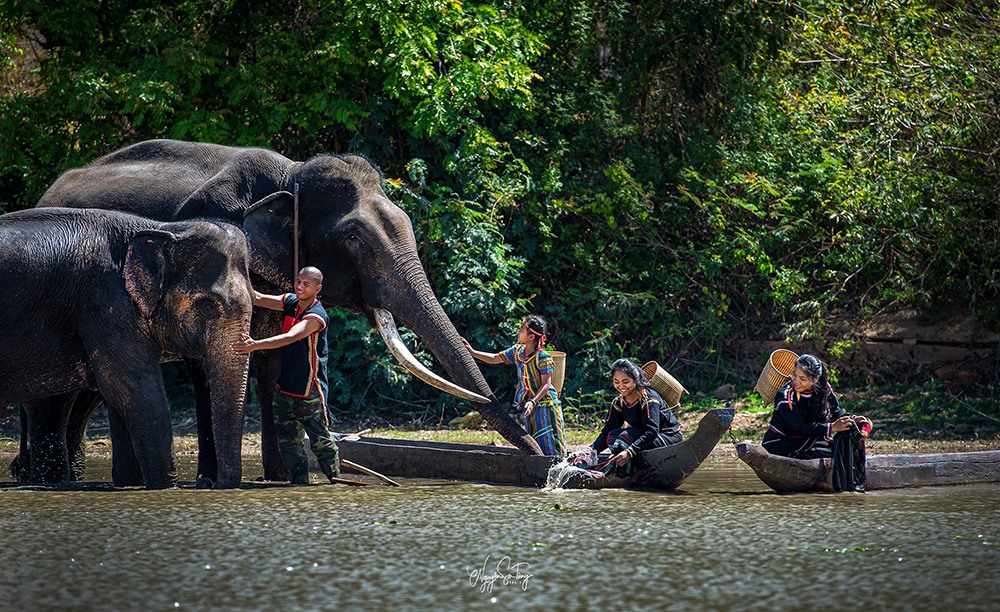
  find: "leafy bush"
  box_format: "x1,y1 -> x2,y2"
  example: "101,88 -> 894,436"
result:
2,0 -> 997,426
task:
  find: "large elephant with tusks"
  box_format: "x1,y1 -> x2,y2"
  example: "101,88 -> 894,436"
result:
37,139 -> 541,481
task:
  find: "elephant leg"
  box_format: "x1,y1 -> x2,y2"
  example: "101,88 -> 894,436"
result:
108,366 -> 177,489
98,363 -> 176,489
8,405 -> 30,483
66,390 -> 102,482
104,396 -> 178,487
109,400 -> 176,489
252,349 -> 288,481
184,358 -> 218,483
26,397 -> 72,484
108,406 -> 145,487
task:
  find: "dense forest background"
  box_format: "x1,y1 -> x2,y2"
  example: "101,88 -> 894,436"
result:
2,0 -> 998,426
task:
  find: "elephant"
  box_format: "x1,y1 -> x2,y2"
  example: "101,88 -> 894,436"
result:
0,207 -> 253,489
36,138 -> 541,482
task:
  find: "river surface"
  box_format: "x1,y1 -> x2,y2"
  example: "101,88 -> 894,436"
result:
1,454 -> 998,611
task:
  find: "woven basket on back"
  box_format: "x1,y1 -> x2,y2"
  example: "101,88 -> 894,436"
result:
548,351 -> 566,394
753,349 -> 799,406
641,361 -> 687,409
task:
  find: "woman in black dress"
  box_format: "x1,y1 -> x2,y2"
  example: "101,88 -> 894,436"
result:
572,359 -> 683,475
762,353 -> 871,491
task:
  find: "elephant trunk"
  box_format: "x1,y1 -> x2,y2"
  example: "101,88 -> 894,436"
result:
381,260 -> 543,455
204,330 -> 250,488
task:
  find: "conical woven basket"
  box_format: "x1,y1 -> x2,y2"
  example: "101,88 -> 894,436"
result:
548,351 -> 566,394
641,361 -> 686,409
753,349 -> 799,406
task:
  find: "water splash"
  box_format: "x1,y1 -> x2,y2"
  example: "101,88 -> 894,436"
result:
544,454 -> 606,489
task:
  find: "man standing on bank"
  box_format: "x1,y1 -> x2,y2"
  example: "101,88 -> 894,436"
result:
232,266 -> 341,485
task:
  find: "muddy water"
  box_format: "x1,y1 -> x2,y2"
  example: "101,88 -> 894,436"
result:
1,456 -> 998,611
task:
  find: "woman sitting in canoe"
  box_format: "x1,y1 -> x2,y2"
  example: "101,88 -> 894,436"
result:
762,353 -> 872,490
570,358 -> 682,476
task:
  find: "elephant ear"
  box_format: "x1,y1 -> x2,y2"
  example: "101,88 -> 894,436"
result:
243,191 -> 297,283
124,229 -> 176,318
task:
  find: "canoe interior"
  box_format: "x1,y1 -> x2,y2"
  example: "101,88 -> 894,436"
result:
559,407 -> 735,490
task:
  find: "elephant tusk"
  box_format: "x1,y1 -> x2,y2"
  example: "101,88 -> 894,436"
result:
373,308 -> 490,404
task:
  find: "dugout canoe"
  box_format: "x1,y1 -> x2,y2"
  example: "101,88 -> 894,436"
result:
737,442 -> 1000,492
337,408 -> 735,490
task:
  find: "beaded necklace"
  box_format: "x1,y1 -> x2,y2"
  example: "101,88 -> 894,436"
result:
616,387 -> 650,415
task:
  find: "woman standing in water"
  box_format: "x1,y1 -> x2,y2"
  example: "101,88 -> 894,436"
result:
462,315 -> 566,456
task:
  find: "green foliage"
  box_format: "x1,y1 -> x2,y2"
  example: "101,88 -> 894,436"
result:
322,309 -> 432,414
2,0 -> 998,423
839,378 -> 1000,434
678,0 -> 1000,331
0,0 -> 544,206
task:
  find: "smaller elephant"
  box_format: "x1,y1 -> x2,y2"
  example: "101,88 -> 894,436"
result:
0,207 -> 253,489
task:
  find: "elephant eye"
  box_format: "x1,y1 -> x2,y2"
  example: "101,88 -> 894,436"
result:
345,233 -> 366,250
194,297 -> 221,320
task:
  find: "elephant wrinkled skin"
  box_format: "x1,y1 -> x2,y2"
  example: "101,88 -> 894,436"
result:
0,208 -> 252,489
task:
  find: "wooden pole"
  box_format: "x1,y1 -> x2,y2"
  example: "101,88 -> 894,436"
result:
328,476 -> 377,487
293,182 -> 299,277
342,458 -> 402,487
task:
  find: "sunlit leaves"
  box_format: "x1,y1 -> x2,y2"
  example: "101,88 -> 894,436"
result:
680,0 -> 1000,339
368,1 -> 543,137
0,0 -> 544,197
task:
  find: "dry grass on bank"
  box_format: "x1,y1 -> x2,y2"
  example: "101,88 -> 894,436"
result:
2,408 -> 998,459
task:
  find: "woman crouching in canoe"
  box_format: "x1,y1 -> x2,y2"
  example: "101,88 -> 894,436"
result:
570,358 -> 682,477
763,354 -> 872,491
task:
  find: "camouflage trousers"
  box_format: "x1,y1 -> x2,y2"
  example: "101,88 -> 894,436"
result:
273,389 -> 340,484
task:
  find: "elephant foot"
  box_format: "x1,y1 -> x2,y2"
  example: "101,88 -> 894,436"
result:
126,470 -> 177,490
8,455 -> 29,484
197,475 -> 241,489
29,458 -> 73,485
142,481 -> 178,491
263,466 -> 291,482
112,474 -> 145,487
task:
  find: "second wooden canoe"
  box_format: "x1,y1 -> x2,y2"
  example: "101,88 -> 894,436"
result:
737,442 -> 1000,492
